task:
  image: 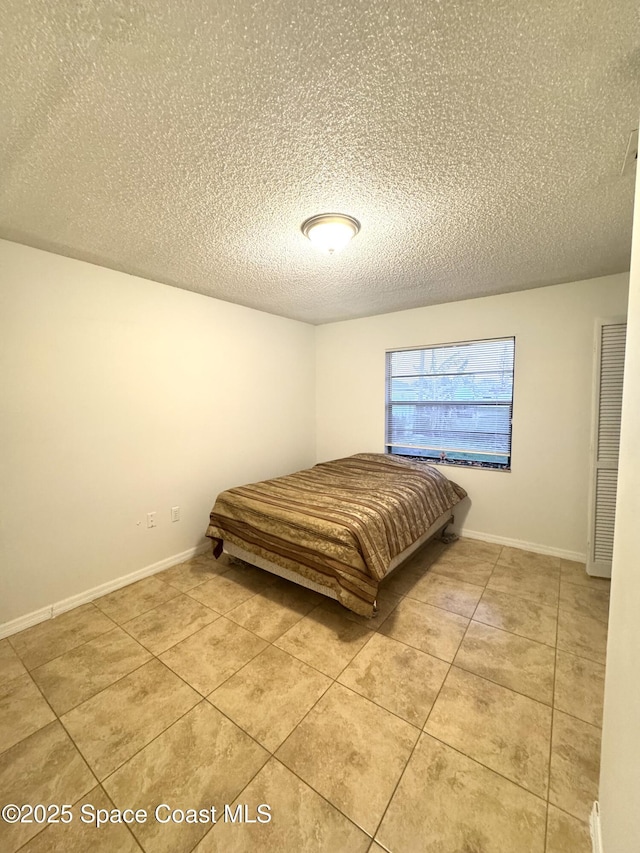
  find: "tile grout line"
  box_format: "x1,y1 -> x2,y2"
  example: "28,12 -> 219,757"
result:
272,606 -> 376,678
449,657 -> 554,707
46,580 -> 279,794
554,644 -> 607,668
43,654 -> 159,720
4,561 -> 593,731
8,565 -> 231,674
181,591 -> 381,819
195,567 -> 335,651
256,563 -> 471,845
92,698 -> 269,853
207,663 -> 335,756
274,679 -> 419,843
470,612 -> 558,649
225,594 -> 322,647
544,568 -> 563,851
402,590 -> 485,620
420,729 -> 551,806
97,782 -> 144,853
285,594 -> 566,749
194,544 -> 556,849
93,581 -> 183,626
484,578 -> 561,610
3,542 -> 604,853
476,581 -> 560,611
89,559 -> 263,647
60,685 -> 199,789
366,543 -> 499,845
331,628 -> 383,685
443,637 -> 605,723
323,682 -> 420,840
92,566 -> 313,692
6,565 -> 220,671
117,603 -> 222,658
485,572 -> 609,625
7,604 -> 120,672
405,548 -> 568,812
264,670 -> 381,838
10,550 -> 567,701
30,590 -> 351,758
203,620 -> 331,704
547,801 -> 595,831
1,675 -> 100,852
370,676 -> 449,843
426,551 -> 545,815
20,594 -> 226,721
4,554 -> 398,849
547,701 -> 604,731
377,614 -> 470,666
10,782 -> 114,853
160,618 -> 269,698
428,551 -> 560,708
188,546 -> 580,796
92,686 -> 265,800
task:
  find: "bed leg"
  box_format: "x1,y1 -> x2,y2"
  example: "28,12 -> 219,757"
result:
373,599 -> 379,615
439,521 -> 459,544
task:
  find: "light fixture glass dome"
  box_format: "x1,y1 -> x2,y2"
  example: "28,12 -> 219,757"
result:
301,213 -> 360,254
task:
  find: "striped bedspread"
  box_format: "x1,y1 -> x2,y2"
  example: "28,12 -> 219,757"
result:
206,453 -> 466,615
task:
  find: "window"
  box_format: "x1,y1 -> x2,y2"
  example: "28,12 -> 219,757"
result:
385,337 -> 515,470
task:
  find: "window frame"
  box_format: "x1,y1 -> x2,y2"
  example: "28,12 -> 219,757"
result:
384,336 -> 516,472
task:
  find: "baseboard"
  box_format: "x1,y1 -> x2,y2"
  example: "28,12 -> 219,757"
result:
590,801 -> 603,853
0,606 -> 55,639
0,528 -> 585,639
456,527 -> 586,563
0,543 -> 210,640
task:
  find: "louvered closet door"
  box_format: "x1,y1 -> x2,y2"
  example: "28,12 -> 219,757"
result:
587,320 -> 627,577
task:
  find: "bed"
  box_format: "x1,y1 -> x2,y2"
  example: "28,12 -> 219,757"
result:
206,453 -> 467,617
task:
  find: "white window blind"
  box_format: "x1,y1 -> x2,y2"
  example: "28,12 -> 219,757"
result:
385,337 -> 515,470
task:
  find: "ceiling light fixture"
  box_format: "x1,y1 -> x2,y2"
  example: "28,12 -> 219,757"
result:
301,213 -> 360,254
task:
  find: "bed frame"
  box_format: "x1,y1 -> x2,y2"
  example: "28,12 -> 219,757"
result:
222,508 -> 455,615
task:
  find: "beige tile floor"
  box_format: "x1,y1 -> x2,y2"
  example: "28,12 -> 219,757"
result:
0,539 -> 609,852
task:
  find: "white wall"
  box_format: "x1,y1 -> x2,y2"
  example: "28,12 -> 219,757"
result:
0,240 -> 316,626
598,161 -> 640,852
0,238 -> 632,632
316,275 -> 629,558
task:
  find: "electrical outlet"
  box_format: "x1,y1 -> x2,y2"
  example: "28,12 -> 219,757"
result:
147,512 -> 156,528
171,506 -> 180,522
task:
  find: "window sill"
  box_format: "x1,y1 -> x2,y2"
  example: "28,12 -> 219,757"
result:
430,460 -> 511,473
389,453 -> 511,473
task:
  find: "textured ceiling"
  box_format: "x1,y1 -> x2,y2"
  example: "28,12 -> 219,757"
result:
0,1 -> 638,324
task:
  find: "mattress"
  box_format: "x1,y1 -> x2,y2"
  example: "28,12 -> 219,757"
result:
206,453 -> 467,616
